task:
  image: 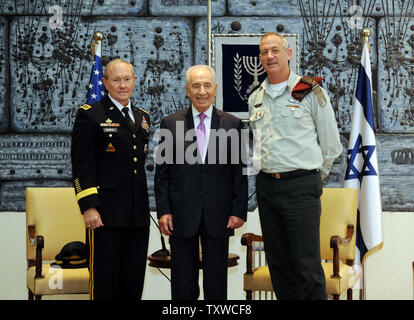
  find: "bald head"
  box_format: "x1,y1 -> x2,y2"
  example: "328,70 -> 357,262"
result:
103,59 -> 135,79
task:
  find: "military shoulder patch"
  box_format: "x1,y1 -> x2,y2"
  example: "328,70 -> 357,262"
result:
291,76 -> 323,103
79,104 -> 92,111
300,76 -> 322,88
312,86 -> 327,107
141,116 -> 150,132
139,108 -> 149,115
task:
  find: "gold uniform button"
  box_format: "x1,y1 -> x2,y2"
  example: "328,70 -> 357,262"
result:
133,157 -> 138,162
133,145 -> 137,150
134,170 -> 137,174
133,134 -> 136,138
109,134 -> 112,138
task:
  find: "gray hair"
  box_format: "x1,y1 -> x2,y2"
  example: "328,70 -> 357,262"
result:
185,65 -> 216,85
260,32 -> 289,50
103,59 -> 135,78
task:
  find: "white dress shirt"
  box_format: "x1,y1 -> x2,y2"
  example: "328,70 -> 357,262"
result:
108,94 -> 134,123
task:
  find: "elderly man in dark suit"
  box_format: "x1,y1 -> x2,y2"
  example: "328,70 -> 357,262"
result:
71,59 -> 150,300
154,65 -> 248,300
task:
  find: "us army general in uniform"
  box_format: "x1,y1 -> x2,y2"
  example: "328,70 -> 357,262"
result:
71,59 -> 151,300
249,32 -> 342,300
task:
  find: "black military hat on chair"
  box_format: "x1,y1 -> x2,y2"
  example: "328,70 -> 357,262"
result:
51,241 -> 88,269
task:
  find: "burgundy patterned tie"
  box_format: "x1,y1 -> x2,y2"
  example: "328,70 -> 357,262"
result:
196,113 -> 206,157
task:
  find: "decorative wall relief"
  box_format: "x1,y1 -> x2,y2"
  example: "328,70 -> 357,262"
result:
0,134 -> 72,180
0,0 -> 146,16
10,16 -> 91,132
0,17 -> 7,132
0,179 -> 72,211
0,0 -> 413,212
150,0 -> 224,16
9,16 -> 193,133
376,135 -> 414,211
378,17 -> 414,133
227,0 -> 356,16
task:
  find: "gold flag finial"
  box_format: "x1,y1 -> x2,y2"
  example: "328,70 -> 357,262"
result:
361,28 -> 371,38
361,28 -> 371,53
91,31 -> 104,57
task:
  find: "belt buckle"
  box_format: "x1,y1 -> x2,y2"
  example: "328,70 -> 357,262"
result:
272,172 -> 281,179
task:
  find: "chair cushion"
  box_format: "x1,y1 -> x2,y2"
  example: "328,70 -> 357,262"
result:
244,266 -> 274,291
322,262 -> 356,295
244,263 -> 355,296
27,264 -> 89,295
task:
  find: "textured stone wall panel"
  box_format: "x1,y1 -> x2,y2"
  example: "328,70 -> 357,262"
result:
0,0 -> 146,16
0,180 -> 73,211
195,16 -> 376,134
320,134 -> 414,211
323,135 -> 348,188
376,135 -> 414,211
0,17 -> 8,132
377,17 -> 414,133
227,0 -> 357,17
150,0 -> 225,16
362,0 -> 414,17
9,16 -> 193,133
0,134 -> 72,180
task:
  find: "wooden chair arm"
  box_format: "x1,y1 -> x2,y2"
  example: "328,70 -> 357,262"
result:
35,235 -> 44,278
241,233 -> 263,246
330,224 -> 354,278
241,233 -> 264,274
28,225 -> 36,246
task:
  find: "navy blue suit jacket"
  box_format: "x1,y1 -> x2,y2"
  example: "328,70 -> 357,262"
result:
154,107 -> 248,239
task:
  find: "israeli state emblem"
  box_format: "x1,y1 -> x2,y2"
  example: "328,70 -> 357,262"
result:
233,53 -> 266,101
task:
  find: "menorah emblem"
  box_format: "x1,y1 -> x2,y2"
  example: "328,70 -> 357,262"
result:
234,53 -> 265,102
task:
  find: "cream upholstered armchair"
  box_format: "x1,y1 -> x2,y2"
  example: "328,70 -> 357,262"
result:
241,187 -> 358,300
26,187 -> 90,300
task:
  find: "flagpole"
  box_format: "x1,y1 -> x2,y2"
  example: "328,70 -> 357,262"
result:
207,0 -> 212,66
361,27 -> 370,301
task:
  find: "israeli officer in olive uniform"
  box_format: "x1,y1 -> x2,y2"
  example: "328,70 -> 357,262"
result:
71,59 -> 150,300
249,33 -> 342,300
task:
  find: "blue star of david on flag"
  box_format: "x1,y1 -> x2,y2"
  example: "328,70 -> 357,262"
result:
344,35 -> 383,274
87,41 -> 106,104
345,134 -> 377,184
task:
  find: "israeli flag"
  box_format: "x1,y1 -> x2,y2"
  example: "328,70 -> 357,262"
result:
87,40 -> 106,104
344,37 -> 383,271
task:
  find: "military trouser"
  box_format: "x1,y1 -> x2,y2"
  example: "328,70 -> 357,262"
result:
87,226 -> 149,300
256,170 -> 327,300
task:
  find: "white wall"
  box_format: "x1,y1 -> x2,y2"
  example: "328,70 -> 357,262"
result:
0,212 -> 27,299
0,210 -> 413,300
364,212 -> 414,300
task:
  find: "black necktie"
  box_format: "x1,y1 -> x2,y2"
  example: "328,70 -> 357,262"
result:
121,107 -> 135,130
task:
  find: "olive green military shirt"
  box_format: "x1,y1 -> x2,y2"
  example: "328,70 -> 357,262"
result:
248,71 -> 342,177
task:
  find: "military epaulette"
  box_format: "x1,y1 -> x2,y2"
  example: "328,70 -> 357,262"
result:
292,76 -> 327,106
139,108 -> 149,115
79,104 -> 92,111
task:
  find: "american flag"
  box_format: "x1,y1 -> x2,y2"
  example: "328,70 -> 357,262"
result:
87,39 -> 106,104
344,33 -> 383,276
